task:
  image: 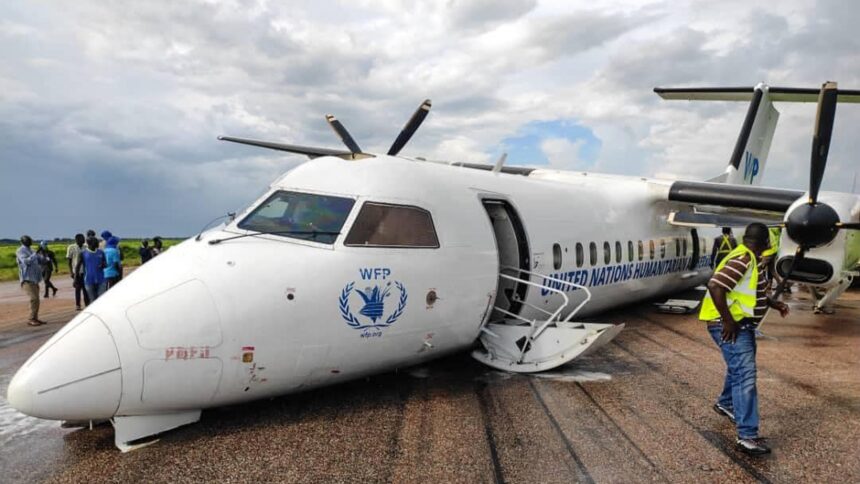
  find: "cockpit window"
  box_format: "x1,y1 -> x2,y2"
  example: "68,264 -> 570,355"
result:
344,202 -> 439,248
237,191 -> 355,244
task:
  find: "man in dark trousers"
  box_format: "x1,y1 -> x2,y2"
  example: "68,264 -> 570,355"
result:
66,234 -> 90,309
39,241 -> 59,298
699,223 -> 789,455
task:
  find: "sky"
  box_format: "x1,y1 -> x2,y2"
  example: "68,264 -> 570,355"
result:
2,0 -> 859,239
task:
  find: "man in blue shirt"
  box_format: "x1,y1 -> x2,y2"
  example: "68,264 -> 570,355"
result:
17,235 -> 46,326
104,236 -> 122,289
76,236 -> 107,302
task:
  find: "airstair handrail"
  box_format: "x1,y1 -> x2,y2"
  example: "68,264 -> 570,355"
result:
499,265 -> 594,361
496,273 -> 569,325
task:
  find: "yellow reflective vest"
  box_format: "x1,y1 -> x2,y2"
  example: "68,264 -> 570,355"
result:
762,227 -> 780,257
699,244 -> 759,322
714,235 -> 736,267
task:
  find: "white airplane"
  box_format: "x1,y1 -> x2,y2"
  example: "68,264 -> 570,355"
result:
7,82 -> 859,451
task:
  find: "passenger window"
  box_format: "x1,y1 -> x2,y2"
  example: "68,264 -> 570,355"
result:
576,243 -> 584,268
638,240 -> 644,261
603,241 -> 611,265
675,238 -> 680,257
345,202 -> 439,247
627,241 -> 634,262
615,241 -> 622,263
589,242 -> 597,266
683,238 -> 688,256
553,243 -> 562,270
660,239 -> 666,258
649,240 -> 655,259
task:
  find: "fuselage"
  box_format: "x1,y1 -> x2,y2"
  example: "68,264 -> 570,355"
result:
9,155 -> 723,422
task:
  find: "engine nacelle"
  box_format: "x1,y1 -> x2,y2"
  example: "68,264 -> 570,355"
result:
776,192 -> 860,288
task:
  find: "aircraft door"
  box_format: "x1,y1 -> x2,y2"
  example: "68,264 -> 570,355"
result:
482,200 -> 530,321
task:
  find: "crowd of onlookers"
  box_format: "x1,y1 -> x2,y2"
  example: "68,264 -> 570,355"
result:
16,231 -> 164,326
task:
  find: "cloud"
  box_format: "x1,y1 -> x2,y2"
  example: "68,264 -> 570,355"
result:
1,0 -> 859,239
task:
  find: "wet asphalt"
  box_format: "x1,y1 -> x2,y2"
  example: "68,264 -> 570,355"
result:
0,283 -> 858,483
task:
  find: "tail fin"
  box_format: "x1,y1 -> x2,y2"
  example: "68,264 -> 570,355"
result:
656,83 -> 778,186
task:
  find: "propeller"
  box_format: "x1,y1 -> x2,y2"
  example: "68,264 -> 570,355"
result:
220,99 -> 432,160
388,99 -> 432,156
773,81 -> 860,297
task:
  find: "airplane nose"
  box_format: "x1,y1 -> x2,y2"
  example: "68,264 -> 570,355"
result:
7,314 -> 122,420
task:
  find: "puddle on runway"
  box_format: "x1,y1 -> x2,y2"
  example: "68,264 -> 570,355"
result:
530,369 -> 613,382
0,376 -> 60,446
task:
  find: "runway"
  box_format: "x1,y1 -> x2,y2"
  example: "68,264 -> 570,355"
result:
1,279 -> 858,483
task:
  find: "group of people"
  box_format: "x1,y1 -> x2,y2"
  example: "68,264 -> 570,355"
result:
16,231 -> 165,326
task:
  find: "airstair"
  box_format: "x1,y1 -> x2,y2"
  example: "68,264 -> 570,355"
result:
471,267 -> 624,373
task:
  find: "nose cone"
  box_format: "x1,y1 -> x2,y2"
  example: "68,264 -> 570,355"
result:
7,314 -> 122,420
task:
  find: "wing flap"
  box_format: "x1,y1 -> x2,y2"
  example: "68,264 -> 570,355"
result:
668,210 -> 783,228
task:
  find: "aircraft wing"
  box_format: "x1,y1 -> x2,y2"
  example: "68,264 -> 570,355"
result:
665,180 -> 804,228
217,136 -> 358,159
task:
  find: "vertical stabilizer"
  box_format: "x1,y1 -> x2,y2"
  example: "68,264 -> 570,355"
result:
721,84 -> 779,185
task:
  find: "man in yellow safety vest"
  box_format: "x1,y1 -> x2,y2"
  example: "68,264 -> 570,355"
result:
709,227 -> 737,269
699,223 -> 789,456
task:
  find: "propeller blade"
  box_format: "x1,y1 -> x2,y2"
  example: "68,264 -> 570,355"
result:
808,81 -> 838,204
388,99 -> 432,156
836,222 -> 860,230
325,115 -> 362,154
772,246 -> 805,300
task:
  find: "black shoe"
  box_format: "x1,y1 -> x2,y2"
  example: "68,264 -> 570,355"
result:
713,403 -> 736,423
736,437 -> 771,455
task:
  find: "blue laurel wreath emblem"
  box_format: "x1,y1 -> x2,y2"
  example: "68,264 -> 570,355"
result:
339,280 -> 407,330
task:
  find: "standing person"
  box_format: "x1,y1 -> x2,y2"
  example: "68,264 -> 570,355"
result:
77,236 -> 106,302
16,236 -> 45,326
39,241 -> 59,298
710,227 -> 737,269
151,236 -> 164,257
762,227 -> 782,291
699,223 -> 790,455
66,234 -> 90,309
139,239 -> 153,264
103,236 -> 122,289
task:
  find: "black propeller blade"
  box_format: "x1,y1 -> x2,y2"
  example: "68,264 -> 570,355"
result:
388,99 -> 432,156
808,81 -> 838,204
325,114 -> 362,154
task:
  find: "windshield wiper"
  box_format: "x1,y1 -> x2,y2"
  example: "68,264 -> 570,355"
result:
195,212 -> 237,242
208,230 -> 340,245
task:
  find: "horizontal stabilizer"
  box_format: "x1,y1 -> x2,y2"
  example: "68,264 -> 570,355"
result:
668,180 -> 803,212
218,136 -> 364,159
654,86 -> 860,103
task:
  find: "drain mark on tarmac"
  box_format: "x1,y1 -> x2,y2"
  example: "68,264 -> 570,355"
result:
528,379 -> 595,484
698,430 -> 773,484
475,382 -> 505,484
574,382 -> 665,478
